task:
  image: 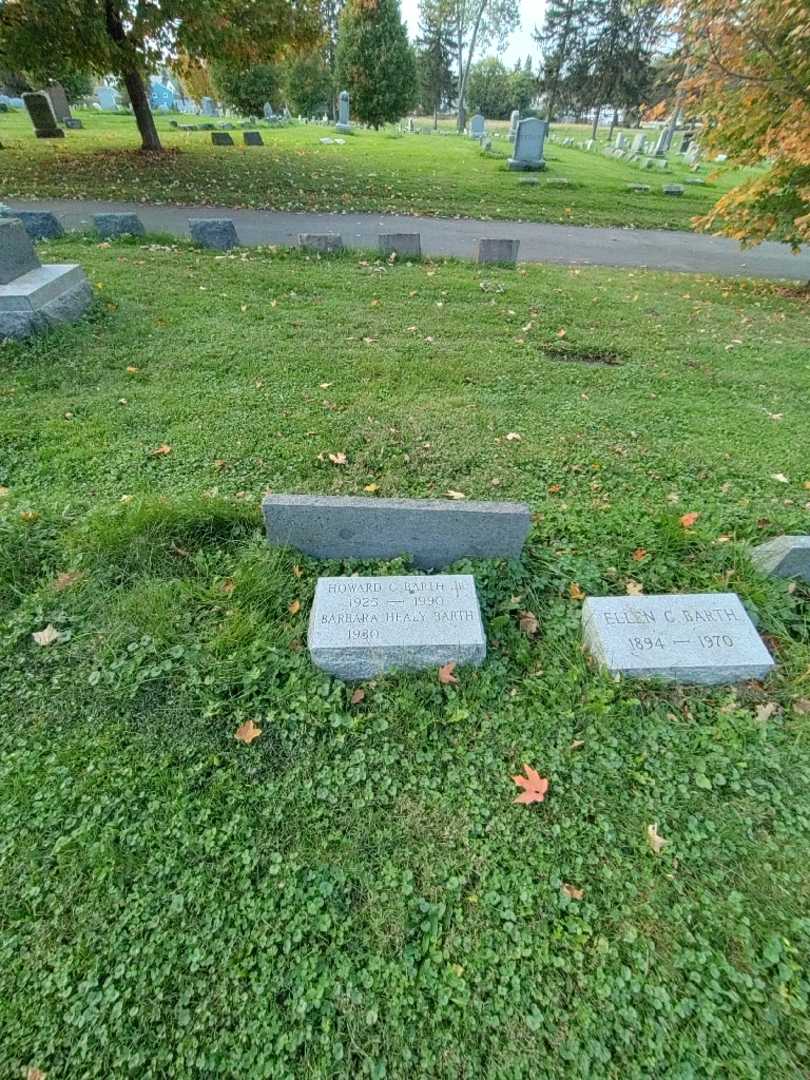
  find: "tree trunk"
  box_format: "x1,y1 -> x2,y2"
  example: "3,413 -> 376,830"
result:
591,105 -> 601,140
124,66 -> 162,151
434,105 -> 438,129
456,0 -> 487,132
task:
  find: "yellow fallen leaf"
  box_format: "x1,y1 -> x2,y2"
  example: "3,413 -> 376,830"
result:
363,483 -> 379,493
126,365 -> 139,374
446,490 -> 466,500
505,432 -> 522,442
292,564 -> 303,578
0,486 -> 9,498
770,473 -> 789,484
518,610 -> 539,636
328,452 -> 347,465
32,624 -> 63,647
350,688 -> 365,704
647,823 -> 667,855
149,444 -> 171,457
562,883 -> 584,900
20,511 -> 39,523
288,599 -> 301,615
234,719 -> 262,744
755,702 -> 777,724
569,582 -> 585,601
625,580 -> 644,595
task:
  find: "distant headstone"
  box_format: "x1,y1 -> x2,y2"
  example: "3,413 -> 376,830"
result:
630,132 -> 646,153
45,83 -> 71,122
582,593 -> 774,685
201,96 -> 218,117
641,158 -> 654,170
545,176 -> 572,187
614,133 -> 629,149
662,183 -> 684,195
95,86 -> 119,111
189,218 -> 239,251
407,117 -> 415,133
508,109 -> 519,142
309,574 -> 486,680
0,208 -> 63,240
262,494 -> 530,569
652,129 -> 669,156
0,218 -> 92,340
0,218 -> 40,284
298,233 -> 344,254
378,233 -> 421,258
751,535 -> 810,583
211,132 -> 234,146
63,118 -> 83,129
508,118 -> 547,171
655,158 -> 668,170
469,114 -> 485,139
22,91 -> 64,138
336,89 -> 351,133
476,238 -> 519,265
243,131 -> 264,146
684,177 -> 706,185
627,183 -> 651,193
263,102 -> 274,120
585,139 -> 596,151
94,212 -> 145,238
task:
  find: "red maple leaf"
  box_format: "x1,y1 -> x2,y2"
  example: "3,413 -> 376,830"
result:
512,765 -> 549,804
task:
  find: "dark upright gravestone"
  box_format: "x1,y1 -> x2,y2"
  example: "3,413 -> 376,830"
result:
22,91 -> 64,138
45,83 -> 71,122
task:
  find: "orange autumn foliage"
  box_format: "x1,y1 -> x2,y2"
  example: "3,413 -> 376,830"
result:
676,0 -> 810,249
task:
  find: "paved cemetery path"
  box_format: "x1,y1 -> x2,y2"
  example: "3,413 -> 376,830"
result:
7,197 -> 810,281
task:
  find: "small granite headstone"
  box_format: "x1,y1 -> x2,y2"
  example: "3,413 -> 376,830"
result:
662,184 -> 684,196
508,117 -> 547,171
94,212 -> 145,238
211,132 -> 234,146
582,593 -> 774,685
469,114 -> 485,139
627,183 -> 651,193
508,109 -> 519,142
22,91 -> 64,138
476,238 -> 519,265
243,131 -> 264,146
298,233 -> 344,254
336,90 -> 351,134
378,233 -> 421,258
64,118 -> 83,129
189,218 -> 239,251
751,535 -> 810,583
309,574 -> 486,679
262,494 -> 530,568
630,133 -> 646,153
0,208 -> 64,240
45,83 -> 71,122
0,218 -> 40,284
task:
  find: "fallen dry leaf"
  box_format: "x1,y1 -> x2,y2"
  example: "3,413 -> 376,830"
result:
793,698 -> 810,715
126,365 -> 139,373
569,739 -> 585,750
350,688 -> 365,705
755,702 -> 777,724
328,452 -> 347,466
562,883 -> 584,900
27,1069 -> 46,1080
569,582 -> 585,601
548,483 -> 562,495
632,548 -> 647,561
32,624 -> 63,647
319,381 -> 333,389
438,661 -> 459,685
647,822 -> 667,855
518,610 -> 539,637
626,580 -> 644,596
679,511 -> 700,528
53,571 -> 83,591
234,719 -> 262,744
770,473 -> 789,484
505,432 -> 522,442
288,599 -> 301,615
0,486 -> 9,498
512,765 -> 550,805
446,490 -> 466,500
20,511 -> 39,523
363,483 -> 379,493
150,444 -> 171,457
292,564 -> 303,578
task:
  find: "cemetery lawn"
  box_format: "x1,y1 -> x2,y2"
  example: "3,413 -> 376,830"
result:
2,235 -> 810,1078
0,107 -> 753,231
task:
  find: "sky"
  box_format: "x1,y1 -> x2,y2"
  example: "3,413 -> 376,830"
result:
399,0 -> 547,67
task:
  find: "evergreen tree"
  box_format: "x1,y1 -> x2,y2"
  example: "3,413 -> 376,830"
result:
336,0 -> 417,128
534,0 -> 593,121
283,52 -> 335,117
417,0 -> 456,125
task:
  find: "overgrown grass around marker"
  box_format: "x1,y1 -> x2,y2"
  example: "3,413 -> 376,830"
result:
1,236 -> 809,1077
0,108 -> 752,230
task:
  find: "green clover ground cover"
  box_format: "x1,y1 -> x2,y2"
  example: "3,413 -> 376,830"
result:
1,236 -> 809,1077
0,108 -> 750,230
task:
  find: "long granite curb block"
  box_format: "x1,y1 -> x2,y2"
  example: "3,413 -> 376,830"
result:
189,218 -> 239,251
0,208 -> 64,240
309,573 -> 486,679
751,535 -> 810,583
379,233 -> 421,258
262,495 -> 531,569
477,238 -> 519,265
582,593 -> 774,685
94,212 -> 145,239
299,233 -> 344,254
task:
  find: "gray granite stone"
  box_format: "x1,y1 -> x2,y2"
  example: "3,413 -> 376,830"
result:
508,117 -> 547,171
298,233 -> 344,254
627,183 -> 651,193
336,89 -> 351,133
189,217 -> 239,250
378,233 -> 421,258
309,573 -> 486,679
0,218 -> 40,285
508,109 -> 519,142
751,535 -> 810,583
1,208 -> 64,240
663,184 -> 684,195
63,118 -> 83,129
22,91 -> 63,137
0,263 -> 91,340
211,132 -> 234,146
243,131 -> 264,146
476,238 -> 519,265
262,494 -> 530,568
582,593 -> 774,685
94,212 -> 145,238
469,114 -> 485,138
45,83 -> 71,122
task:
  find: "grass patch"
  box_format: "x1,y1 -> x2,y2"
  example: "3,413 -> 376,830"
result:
0,109 -> 754,231
1,237 -> 809,1076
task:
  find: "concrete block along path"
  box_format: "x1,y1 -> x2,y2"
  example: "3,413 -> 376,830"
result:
6,197 -> 810,281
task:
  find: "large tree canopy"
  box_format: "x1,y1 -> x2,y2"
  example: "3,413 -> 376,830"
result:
0,0 -> 321,149
677,0 -> 809,250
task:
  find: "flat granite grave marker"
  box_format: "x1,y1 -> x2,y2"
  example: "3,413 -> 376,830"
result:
298,233 -> 344,254
189,218 -> 239,250
751,535 -> 810,583
309,573 -> 486,679
378,233 -> 421,258
582,593 -> 774,685
94,212 -> 145,238
211,132 -> 234,146
243,131 -> 263,146
262,494 -> 531,569
476,238 -> 519,265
